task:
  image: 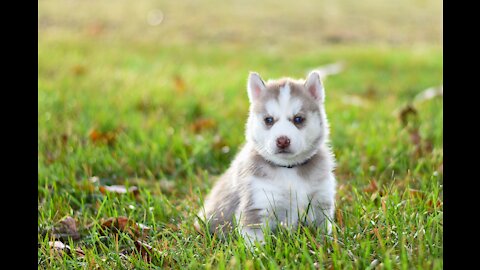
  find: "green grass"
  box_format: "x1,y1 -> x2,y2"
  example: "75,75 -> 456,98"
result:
38,0 -> 442,269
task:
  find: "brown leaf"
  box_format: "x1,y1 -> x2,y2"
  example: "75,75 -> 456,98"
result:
437,163 -> 443,174
134,241 -> 162,263
190,118 -> 217,133
363,179 -> 379,193
88,128 -> 117,145
335,209 -> 344,228
86,22 -> 105,37
408,188 -> 426,199
99,185 -> 139,197
71,65 -> 86,76
61,133 -> 69,144
100,216 -> 150,238
364,85 -> 378,99
381,197 -> 387,213
173,75 -> 186,93
409,129 -> 422,147
52,216 -> 80,241
398,104 -> 418,128
426,199 -> 443,211
101,216 -> 132,231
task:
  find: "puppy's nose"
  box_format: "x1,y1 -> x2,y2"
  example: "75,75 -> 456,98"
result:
276,136 -> 291,149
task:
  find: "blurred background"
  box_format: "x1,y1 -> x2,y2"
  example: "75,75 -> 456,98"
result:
39,0 -> 442,47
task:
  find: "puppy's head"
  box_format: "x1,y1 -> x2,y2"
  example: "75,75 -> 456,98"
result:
245,71 -> 329,167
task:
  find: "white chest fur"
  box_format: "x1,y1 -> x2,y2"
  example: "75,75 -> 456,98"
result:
248,167 -> 333,227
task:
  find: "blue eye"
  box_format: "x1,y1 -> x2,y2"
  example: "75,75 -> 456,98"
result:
294,116 -> 304,124
264,117 -> 274,125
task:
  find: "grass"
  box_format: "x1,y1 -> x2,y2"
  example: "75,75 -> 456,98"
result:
38,0 -> 443,269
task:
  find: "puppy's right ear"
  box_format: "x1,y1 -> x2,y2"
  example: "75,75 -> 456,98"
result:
247,72 -> 266,103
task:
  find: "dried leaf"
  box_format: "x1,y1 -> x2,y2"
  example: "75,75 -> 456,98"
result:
88,128 -> 117,146
159,179 -> 175,193
364,85 -> 378,99
414,86 -> 443,104
99,185 -> 139,197
49,241 -> 85,258
437,163 -> 443,174
335,209 -> 344,228
134,240 -> 161,262
61,133 -> 69,144
426,199 -> 443,211
52,216 -> 80,241
408,188 -> 425,199
190,118 -> 217,133
363,179 -> 379,193
101,216 -> 132,232
71,65 -> 86,76
100,216 -> 150,238
409,129 -> 422,146
173,75 -> 186,93
398,104 -> 418,128
86,22 -> 105,36
381,197 -> 387,213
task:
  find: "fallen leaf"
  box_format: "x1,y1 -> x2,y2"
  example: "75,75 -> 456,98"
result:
100,216 -> 150,239
190,118 -> 217,133
398,104 -> 418,128
369,259 -> 380,269
99,185 -> 139,197
49,241 -> 85,258
414,86 -> 443,104
335,209 -> 344,228
52,216 -> 80,241
134,240 -> 161,263
381,197 -> 387,213
363,179 -> 379,193
158,179 -> 175,193
173,75 -> 186,93
437,163 -> 443,174
88,128 -> 117,146
408,188 -> 426,199
61,133 -> 69,144
71,65 -> 86,76
426,199 -> 443,211
398,104 -> 434,156
364,85 -> 378,99
409,129 -> 422,147
86,22 -> 105,37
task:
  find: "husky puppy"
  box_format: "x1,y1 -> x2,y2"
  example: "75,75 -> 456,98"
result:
196,71 -> 336,244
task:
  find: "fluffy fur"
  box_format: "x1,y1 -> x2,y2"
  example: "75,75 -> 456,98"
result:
196,71 -> 337,244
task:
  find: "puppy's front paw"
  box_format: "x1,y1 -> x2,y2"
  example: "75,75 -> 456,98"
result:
240,227 -> 265,250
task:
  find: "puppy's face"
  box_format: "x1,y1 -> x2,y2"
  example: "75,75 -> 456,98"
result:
246,72 -> 328,166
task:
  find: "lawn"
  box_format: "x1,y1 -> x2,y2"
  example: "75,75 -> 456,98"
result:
38,0 -> 443,269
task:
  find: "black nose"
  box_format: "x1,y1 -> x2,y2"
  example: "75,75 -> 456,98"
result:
276,136 -> 291,149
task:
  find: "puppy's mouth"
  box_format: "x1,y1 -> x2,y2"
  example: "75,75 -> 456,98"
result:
276,149 -> 292,154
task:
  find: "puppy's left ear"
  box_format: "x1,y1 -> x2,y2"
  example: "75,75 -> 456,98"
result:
304,71 -> 325,103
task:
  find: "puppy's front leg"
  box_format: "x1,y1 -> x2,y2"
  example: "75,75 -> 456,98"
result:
310,201 -> 334,234
237,208 -> 267,246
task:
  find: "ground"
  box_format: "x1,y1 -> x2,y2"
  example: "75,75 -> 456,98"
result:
38,0 -> 443,268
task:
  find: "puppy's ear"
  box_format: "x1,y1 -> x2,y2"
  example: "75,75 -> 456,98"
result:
247,72 -> 266,103
304,71 -> 325,103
